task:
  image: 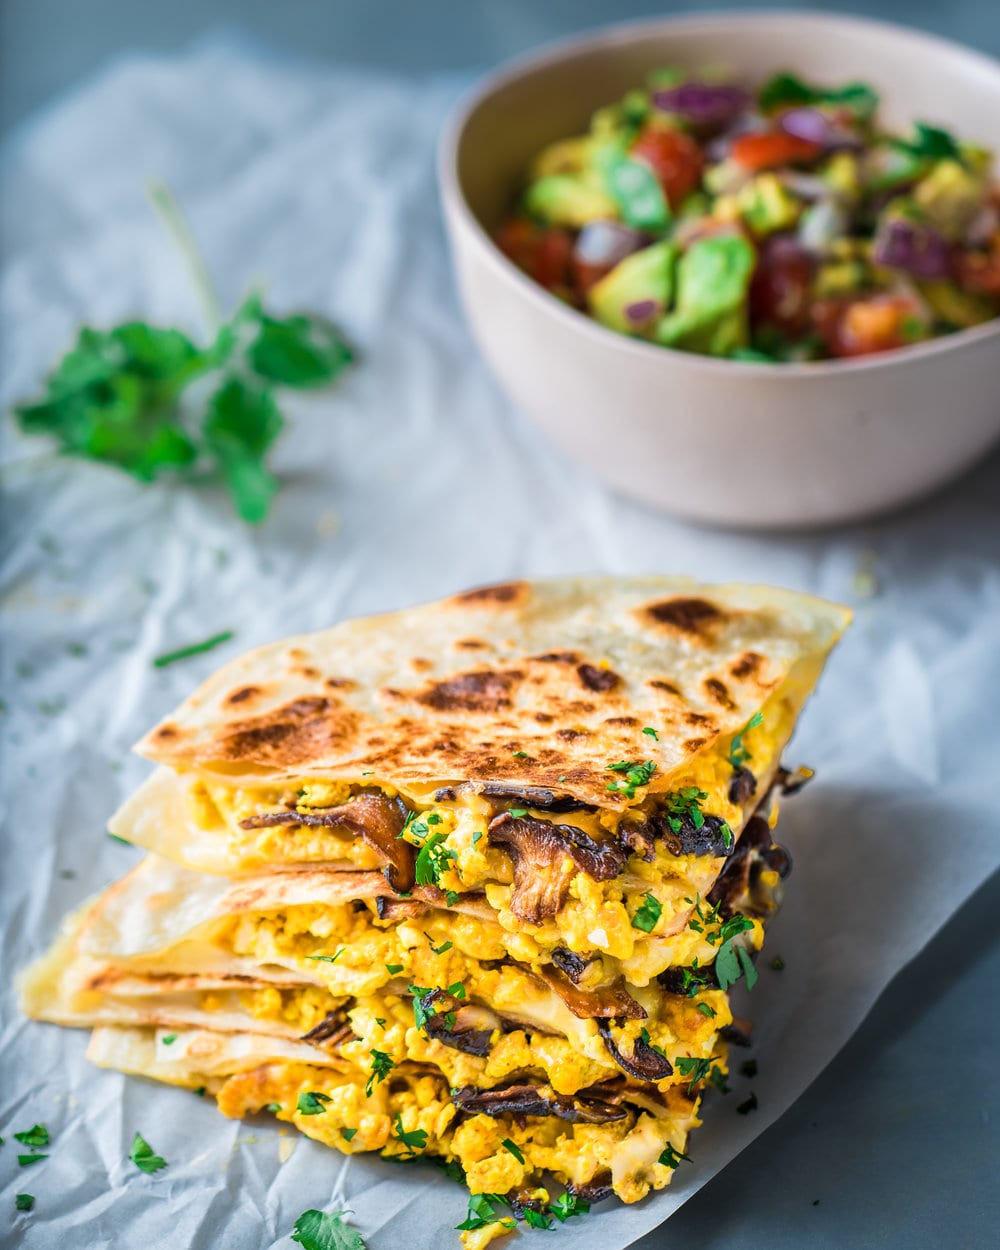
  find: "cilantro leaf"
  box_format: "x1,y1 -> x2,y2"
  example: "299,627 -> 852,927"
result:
632,891 -> 663,933
15,1194 -> 35,1212
340,1127 -> 358,1142
550,1191 -> 591,1221
758,71 -> 879,118
728,711 -> 764,770
248,314 -> 353,388
291,1208 -> 368,1250
893,121 -> 962,162
392,1113 -> 428,1155
297,1091 -> 333,1116
658,1143 -> 691,1169
456,1193 -> 514,1232
413,831 -> 456,888
500,1138 -> 525,1163
17,1154 -> 47,1168
366,1049 -> 394,1096
129,1132 -> 167,1173
606,759 -> 657,799
714,920 -> 759,992
202,376 -> 282,523
13,1126 -> 49,1150
385,963 -> 404,975
524,1208 -> 553,1229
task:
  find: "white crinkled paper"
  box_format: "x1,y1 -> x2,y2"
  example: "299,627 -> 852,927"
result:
1,40 -> 999,1250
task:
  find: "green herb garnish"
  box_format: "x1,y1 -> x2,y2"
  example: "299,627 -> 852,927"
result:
13,1126 -> 49,1150
340,1127 -> 358,1142
728,710 -> 764,769
501,1138 -> 525,1163
737,1093 -> 758,1115
366,1049 -> 394,1096
129,1132 -> 167,1173
606,759 -> 657,799
425,935 -> 453,955
296,1091 -> 332,1116
758,72 -> 879,118
524,1208 -> 554,1229
392,1113 -> 428,1156
15,1194 -> 35,1212
305,948 -> 345,964
663,786 -> 708,831
385,963 -> 404,975
456,1193 -> 515,1232
771,955 -> 785,971
17,1154 -> 47,1168
642,726 -> 659,740
153,630 -> 233,668
161,1033 -> 177,1045
631,891 -> 663,933
550,1191 -> 591,1221
292,1208 -> 368,1250
658,1143 -> 691,1169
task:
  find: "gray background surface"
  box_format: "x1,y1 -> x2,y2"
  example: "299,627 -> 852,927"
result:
1,3 -> 997,1249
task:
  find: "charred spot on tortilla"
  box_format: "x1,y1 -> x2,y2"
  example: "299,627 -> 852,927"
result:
576,663 -> 620,692
533,650 -> 579,664
704,677 -> 737,711
417,669 -> 523,714
454,638 -> 488,650
643,596 -> 728,640
730,651 -> 764,679
452,581 -> 528,607
225,686 -> 261,706
324,676 -> 356,690
648,679 -> 682,695
410,657 -> 432,672
221,697 -> 360,768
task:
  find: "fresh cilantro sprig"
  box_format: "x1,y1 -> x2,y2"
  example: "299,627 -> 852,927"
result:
456,1193 -> 516,1233
292,1208 -> 368,1250
658,1143 -> 691,1169
15,1194 -> 35,1212
606,759 -> 657,799
15,182 -> 353,524
758,71 -> 879,118
392,1113 -> 428,1156
365,1049 -> 394,1096
296,1091 -> 333,1116
728,711 -> 764,770
128,1132 -> 167,1174
631,890 -> 663,933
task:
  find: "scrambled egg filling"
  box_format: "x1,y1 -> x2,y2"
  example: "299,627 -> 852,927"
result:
214,904 -> 735,1095
211,1057 -> 704,1208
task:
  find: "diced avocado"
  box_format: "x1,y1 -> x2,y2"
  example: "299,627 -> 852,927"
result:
654,234 -> 756,356
913,159 -> 985,240
704,159 -> 751,197
523,174 -> 619,228
530,136 -> 592,181
814,260 -> 869,298
959,144 -> 993,177
737,174 -> 802,235
676,190 -> 712,222
588,241 -> 678,335
864,143 -> 925,192
821,152 -> 862,201
918,279 -> 997,328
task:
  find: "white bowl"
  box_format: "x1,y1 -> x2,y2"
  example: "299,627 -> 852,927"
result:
439,11 -> 1000,528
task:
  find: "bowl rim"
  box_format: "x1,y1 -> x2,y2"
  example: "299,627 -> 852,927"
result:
438,8 -> 1000,378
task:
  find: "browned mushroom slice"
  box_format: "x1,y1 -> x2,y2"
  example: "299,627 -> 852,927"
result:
374,896 -> 428,922
776,764 -> 814,794
707,814 -> 791,917
535,965 -> 646,1020
300,1009 -> 353,1047
452,1082 -> 628,1123
240,792 -> 414,892
476,782 -> 591,813
657,963 -> 715,996
652,809 -> 733,857
567,1174 -> 614,1203
421,992 -> 499,1057
550,946 -> 588,983
728,766 -> 757,806
596,1019 -> 673,1081
487,813 -> 627,923
721,1018 -> 753,1048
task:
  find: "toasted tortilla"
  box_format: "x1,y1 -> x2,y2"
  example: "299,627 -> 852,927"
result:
138,577 -> 849,804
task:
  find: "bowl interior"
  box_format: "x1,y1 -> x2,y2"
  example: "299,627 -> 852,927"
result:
454,13 -> 1000,232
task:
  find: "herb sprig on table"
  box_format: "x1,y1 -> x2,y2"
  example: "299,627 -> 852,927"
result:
14,182 -> 353,523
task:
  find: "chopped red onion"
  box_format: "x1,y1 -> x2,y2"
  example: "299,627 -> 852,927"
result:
651,82 -> 751,133
873,218 -> 952,280
623,298 -> 662,326
779,108 -> 861,151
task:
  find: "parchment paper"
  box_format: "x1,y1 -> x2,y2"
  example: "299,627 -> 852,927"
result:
1,39 -> 999,1250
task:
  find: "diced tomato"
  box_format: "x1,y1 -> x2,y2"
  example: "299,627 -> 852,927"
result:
729,131 -> 823,172
749,238 -> 814,336
954,236 -> 1000,298
495,218 -> 574,292
812,292 -> 928,358
630,125 -> 705,208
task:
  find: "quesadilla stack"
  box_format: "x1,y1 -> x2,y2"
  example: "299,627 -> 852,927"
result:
20,577 -> 849,1244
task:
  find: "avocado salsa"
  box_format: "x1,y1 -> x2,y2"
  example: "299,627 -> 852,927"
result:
496,69 -> 1000,361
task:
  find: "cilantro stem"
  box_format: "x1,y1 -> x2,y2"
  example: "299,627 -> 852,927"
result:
147,179 -> 223,332
153,630 -> 234,668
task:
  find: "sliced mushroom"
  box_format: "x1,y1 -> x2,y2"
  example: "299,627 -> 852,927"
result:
776,764 -> 814,794
707,815 -> 790,917
240,792 -> 414,892
567,1175 -> 615,1203
536,966 -> 646,1021
452,1082 -> 628,1124
374,896 -> 428,922
720,1018 -> 753,1048
300,1009 -> 353,1047
657,964 -> 715,996
619,819 -> 657,862
596,1019 -> 673,1081
421,991 -> 499,1057
550,946 -> 589,983
728,767 -> 757,806
476,781 -> 590,813
487,813 -> 627,923
653,810 -> 733,858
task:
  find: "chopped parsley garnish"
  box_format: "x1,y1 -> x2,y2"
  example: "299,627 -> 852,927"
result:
697,1002 -> 717,1017
737,1093 -> 759,1115
550,1191 -> 590,1221
445,890 -> 460,906
425,934 -> 452,955
741,1059 -> 758,1078
17,1154 -> 47,1168
15,1193 -> 35,1211
296,1091 -> 332,1116
341,1127 -> 358,1142
292,1208 -> 368,1250
107,831 -> 132,845
129,1132 -> 167,1173
524,1209 -> 553,1229
193,1086 -> 206,1097
456,1193 -> 515,1232
437,1158 -> 466,1185
771,955 -> 785,971
658,1143 -> 691,1169
500,1138 -> 525,1163
392,1113 -> 428,1156
374,1017 -> 386,1028
664,786 -> 708,831
728,710 -> 764,769
642,726 -> 659,740
385,963 -> 404,975
305,948 -> 345,964
366,1049 -> 394,1096
675,1056 -> 715,1094
632,890 -> 662,933
471,830 -> 483,846
426,813 -> 441,825
712,917 -> 758,992
413,832 -> 457,888
708,1064 -> 730,1094
606,759 -> 657,799
410,982 -> 465,1031
511,750 -> 528,758
264,1103 -> 282,1113
507,808 -> 528,818
153,630 -> 234,668
13,1126 -> 49,1149
161,1033 -> 177,1045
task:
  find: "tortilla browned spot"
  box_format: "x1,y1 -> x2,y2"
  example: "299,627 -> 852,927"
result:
704,677 -> 736,711
648,679 -> 681,695
220,697 -> 361,768
455,639 -> 487,650
453,581 -> 528,607
730,651 -> 764,679
644,597 -> 725,636
577,663 -> 620,692
226,686 -> 260,706
533,651 -> 579,664
417,670 -> 523,714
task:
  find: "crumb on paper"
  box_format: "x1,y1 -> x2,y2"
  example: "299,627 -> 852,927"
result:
852,550 -> 879,600
316,510 -> 341,537
278,1137 -> 296,1163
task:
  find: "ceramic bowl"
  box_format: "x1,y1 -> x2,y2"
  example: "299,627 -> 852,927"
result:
439,11 -> 1000,528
